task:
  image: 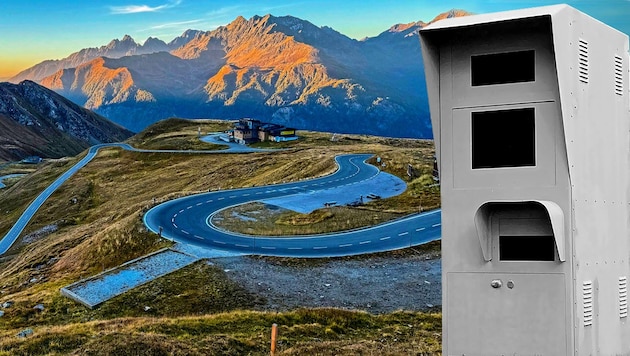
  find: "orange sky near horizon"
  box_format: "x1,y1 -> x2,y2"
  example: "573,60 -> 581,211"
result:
1,60 -> 33,79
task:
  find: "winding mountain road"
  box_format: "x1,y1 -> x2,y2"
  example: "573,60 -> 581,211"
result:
143,154 -> 442,257
0,139 -> 270,255
0,136 -> 442,257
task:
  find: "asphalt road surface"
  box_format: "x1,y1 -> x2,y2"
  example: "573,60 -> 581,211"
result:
144,154 -> 442,258
1,140 -> 442,257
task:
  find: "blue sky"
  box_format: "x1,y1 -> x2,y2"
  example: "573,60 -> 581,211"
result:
1,0 -> 629,78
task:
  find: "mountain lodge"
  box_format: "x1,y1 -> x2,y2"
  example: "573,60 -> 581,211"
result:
231,118 -> 298,144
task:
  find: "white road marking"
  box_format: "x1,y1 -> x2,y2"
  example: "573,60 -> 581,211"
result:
181,230 -> 190,235
236,244 -> 249,248
243,193 -> 250,196
339,243 -> 352,247
398,232 -> 409,236
194,235 -> 204,240
432,223 -> 441,228
416,228 -> 425,232
229,195 -> 236,198
186,206 -> 193,209
261,246 -> 276,250
171,218 -> 175,223
179,209 -> 185,213
313,246 -> 327,250
256,192 -> 263,195
359,241 -> 371,245
218,197 -> 224,200
173,213 -> 178,218
288,247 -> 303,250
196,202 -> 203,206
173,223 -> 178,229
380,236 -> 391,241
213,240 -> 226,245
206,200 -> 213,203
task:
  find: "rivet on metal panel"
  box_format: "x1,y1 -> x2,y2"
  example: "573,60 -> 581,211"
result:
507,280 -> 515,289
491,279 -> 502,288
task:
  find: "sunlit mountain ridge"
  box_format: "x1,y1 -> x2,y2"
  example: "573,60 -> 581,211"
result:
12,10 -> 470,137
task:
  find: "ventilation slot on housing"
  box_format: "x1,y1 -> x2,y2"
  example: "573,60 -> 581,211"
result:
620,276 -> 628,319
614,55 -> 624,96
578,39 -> 589,84
583,280 -> 593,326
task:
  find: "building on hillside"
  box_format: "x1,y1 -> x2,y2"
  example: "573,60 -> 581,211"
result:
231,118 -> 297,144
268,126 -> 298,142
231,118 -> 257,144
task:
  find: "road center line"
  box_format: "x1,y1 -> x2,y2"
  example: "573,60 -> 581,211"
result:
213,240 -> 226,245
196,203 -> 203,206
173,223 -> 178,229
339,243 -> 352,247
313,246 -> 327,250
416,227 -> 425,232
380,236 -> 391,241
432,223 -> 441,228
181,230 -> 190,235
194,235 -> 204,240
398,232 -> 409,236
235,244 -> 249,248
359,241 -> 371,245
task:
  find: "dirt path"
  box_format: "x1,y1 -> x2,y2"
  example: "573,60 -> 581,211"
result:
213,245 -> 442,314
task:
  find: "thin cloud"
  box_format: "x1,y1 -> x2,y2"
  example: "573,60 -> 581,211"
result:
110,0 -> 181,14
148,19 -> 202,30
260,2 -> 306,13
207,6 -> 242,18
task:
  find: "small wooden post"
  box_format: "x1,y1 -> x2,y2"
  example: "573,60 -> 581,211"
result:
270,323 -> 278,355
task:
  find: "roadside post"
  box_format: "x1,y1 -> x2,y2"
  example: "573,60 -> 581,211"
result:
420,5 -> 630,355
270,323 -> 278,355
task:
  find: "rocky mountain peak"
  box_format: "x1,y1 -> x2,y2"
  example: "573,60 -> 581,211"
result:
430,9 -> 472,22
106,35 -> 138,52
167,29 -> 204,50
142,37 -> 169,52
388,21 -> 425,33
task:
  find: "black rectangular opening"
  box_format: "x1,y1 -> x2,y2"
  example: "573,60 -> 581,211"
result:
499,235 -> 555,261
472,108 -> 535,169
471,50 -> 535,86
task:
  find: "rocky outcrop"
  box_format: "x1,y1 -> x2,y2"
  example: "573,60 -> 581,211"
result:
0,81 -> 132,162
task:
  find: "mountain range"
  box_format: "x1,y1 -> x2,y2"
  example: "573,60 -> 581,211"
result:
0,81 -> 132,162
10,10 -> 470,138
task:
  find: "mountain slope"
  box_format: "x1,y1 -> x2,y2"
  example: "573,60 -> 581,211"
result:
0,81 -> 133,162
31,10 -> 469,137
9,34 -> 190,84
